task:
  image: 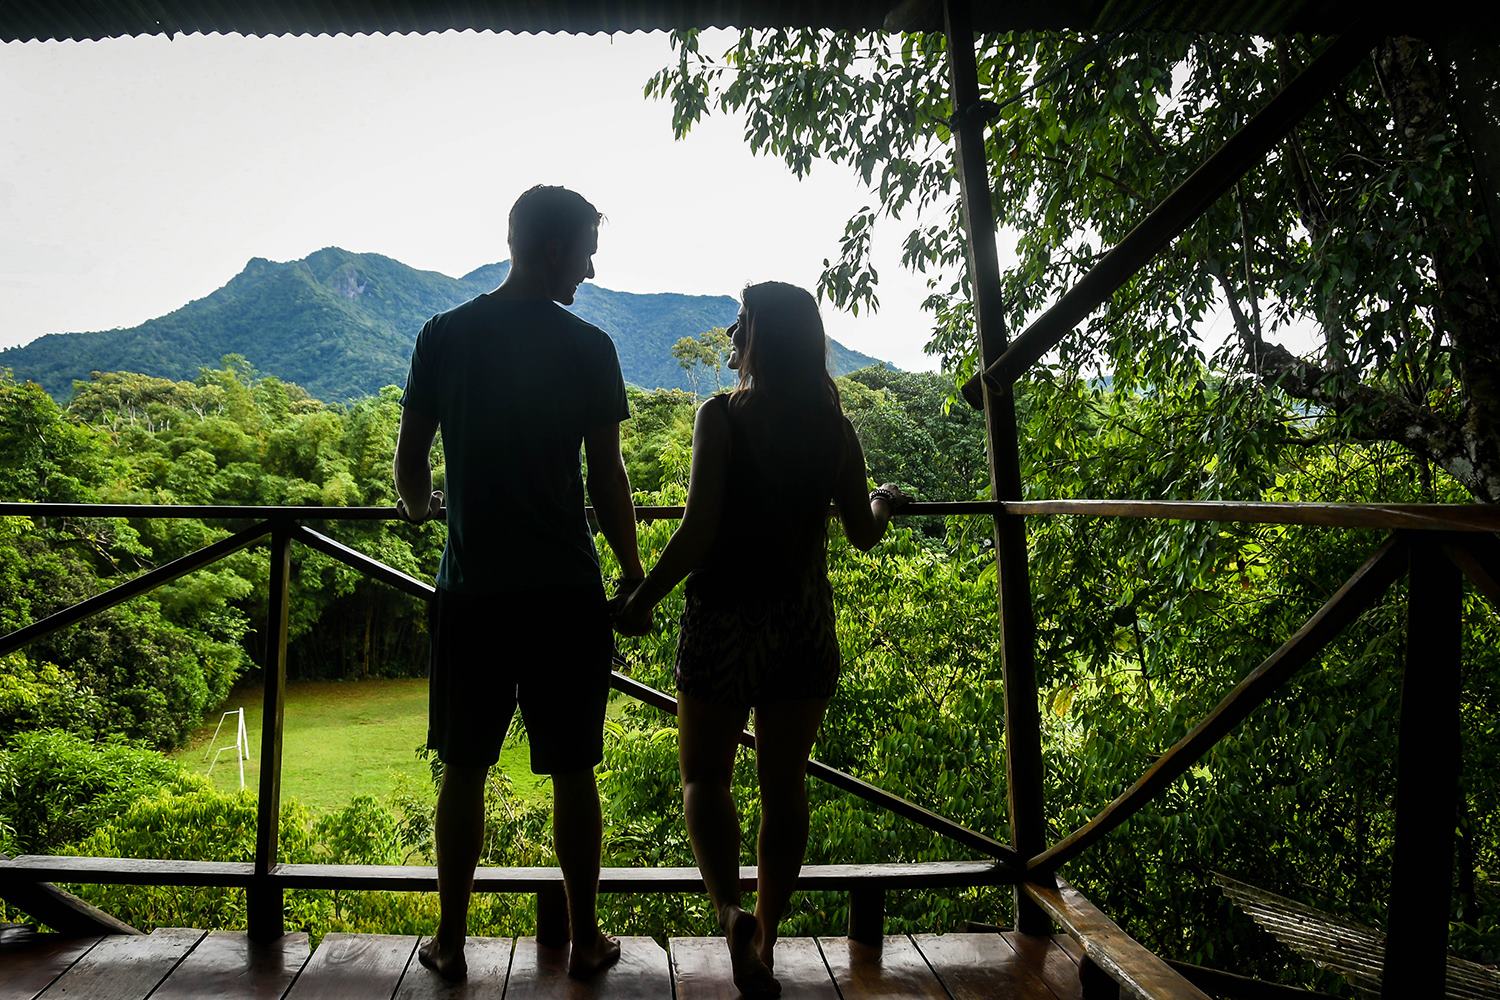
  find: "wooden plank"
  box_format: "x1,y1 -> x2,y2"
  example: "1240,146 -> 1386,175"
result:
392,937 -> 512,1000
958,33 -> 1373,402
671,937 -> 837,1000
1005,932 -> 1085,1000
1382,541 -> 1463,999
1,857 -> 1009,897
7,499 -> 1500,533
1001,501 -> 1500,533
0,503 -> 408,521
505,936 -> 670,999
37,927 -> 203,1000
942,0 -> 1049,932
669,938 -> 740,1000
0,856 -> 254,887
272,860 -> 1008,892
282,933 -> 416,1000
1032,539 -> 1405,873
0,856 -> 140,936
817,935 -> 949,999
912,932 -> 1062,999
0,934 -> 99,1000
1053,933 -> 1084,966
150,931 -> 309,1000
766,939 -> 839,998
1024,881 -> 1210,1000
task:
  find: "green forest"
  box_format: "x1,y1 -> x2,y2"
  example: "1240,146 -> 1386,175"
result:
1,351 -> 1495,990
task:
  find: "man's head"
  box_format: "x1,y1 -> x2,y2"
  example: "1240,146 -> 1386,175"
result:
507,185 -> 601,305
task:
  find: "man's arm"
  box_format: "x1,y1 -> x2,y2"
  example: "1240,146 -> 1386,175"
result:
583,421 -> 644,580
394,405 -> 442,521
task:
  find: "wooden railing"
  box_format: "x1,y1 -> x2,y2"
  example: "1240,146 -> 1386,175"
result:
2,499 -> 1497,998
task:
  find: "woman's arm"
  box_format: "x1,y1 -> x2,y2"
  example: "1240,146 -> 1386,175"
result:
616,399 -> 732,628
833,416 -> 896,552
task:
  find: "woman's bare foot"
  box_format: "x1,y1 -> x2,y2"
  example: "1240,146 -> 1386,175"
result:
567,931 -> 622,980
752,921 -> 777,971
723,905 -> 780,998
417,936 -> 467,983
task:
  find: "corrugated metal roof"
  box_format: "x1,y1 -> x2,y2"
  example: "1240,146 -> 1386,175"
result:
0,0 -> 1475,44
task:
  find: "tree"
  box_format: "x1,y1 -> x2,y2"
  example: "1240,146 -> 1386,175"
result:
670,328 -> 732,399
646,31 -> 1500,499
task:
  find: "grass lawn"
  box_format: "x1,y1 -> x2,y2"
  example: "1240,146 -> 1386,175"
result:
172,679 -> 547,812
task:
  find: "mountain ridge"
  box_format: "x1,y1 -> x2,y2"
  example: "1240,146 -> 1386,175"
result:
1,248 -> 890,400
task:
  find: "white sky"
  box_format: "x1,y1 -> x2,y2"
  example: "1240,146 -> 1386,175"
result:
0,29 -> 946,372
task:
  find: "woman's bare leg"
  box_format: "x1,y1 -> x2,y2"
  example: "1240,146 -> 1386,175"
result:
679,692 -> 779,996
751,697 -> 829,969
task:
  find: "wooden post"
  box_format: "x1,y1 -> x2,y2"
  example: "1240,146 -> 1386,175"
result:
1079,957 -> 1122,999
536,887 -> 570,948
941,0 -> 1051,934
248,520 -> 292,942
848,886 -> 885,947
1380,538 -> 1462,997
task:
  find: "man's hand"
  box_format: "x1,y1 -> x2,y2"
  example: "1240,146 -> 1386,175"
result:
398,490 -> 444,524
607,576 -> 644,616
613,590 -> 654,637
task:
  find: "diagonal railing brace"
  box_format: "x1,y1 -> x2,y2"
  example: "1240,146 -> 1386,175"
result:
1030,536 -> 1407,874
0,520 -> 273,658
960,32 -> 1376,407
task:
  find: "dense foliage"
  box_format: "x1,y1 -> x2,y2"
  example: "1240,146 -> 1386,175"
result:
646,31 -> 1500,502
0,249 -> 884,401
1,357 -> 1497,989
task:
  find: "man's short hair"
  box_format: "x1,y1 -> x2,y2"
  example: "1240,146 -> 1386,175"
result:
508,186 -> 602,262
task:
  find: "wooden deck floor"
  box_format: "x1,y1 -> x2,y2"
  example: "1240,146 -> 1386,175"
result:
2,926 -> 1086,999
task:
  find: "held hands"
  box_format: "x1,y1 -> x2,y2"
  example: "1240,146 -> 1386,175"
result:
397,490 -> 444,524
610,577 -> 654,637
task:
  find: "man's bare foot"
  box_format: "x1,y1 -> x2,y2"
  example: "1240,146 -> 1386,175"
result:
724,906 -> 780,998
567,931 -> 622,980
417,936 -> 467,983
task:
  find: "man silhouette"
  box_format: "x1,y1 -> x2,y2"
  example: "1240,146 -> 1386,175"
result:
394,185 -> 644,981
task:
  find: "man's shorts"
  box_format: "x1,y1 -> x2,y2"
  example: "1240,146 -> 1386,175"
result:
426,584 -> 612,774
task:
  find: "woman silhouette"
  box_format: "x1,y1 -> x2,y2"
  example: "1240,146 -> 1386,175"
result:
615,281 -> 907,997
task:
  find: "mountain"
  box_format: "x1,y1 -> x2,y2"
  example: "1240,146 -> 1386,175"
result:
0,248 -> 891,400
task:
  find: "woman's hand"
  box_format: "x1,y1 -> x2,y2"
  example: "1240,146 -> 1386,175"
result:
869,483 -> 913,515
613,591 -> 654,637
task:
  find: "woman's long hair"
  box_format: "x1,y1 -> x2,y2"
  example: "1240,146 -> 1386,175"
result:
733,281 -> 841,413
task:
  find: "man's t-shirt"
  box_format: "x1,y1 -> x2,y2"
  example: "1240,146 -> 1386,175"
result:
400,293 -> 629,594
